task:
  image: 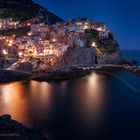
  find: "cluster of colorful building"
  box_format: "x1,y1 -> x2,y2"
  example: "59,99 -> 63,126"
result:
0,18 -> 33,30
0,18 -> 110,63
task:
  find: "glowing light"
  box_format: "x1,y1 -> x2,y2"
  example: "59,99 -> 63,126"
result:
27,32 -> 32,36
97,27 -> 103,31
33,50 -> 37,56
50,58 -> 53,61
91,42 -> 97,47
44,49 -> 54,55
27,23 -> 31,26
14,22 -> 17,26
52,38 -> 57,42
12,34 -> 16,38
6,39 -> 9,43
2,49 -> 8,55
18,52 -> 23,57
77,22 -> 82,26
8,43 -> 12,47
83,25 -> 89,30
9,40 -> 13,44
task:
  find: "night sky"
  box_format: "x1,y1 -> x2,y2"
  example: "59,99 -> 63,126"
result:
34,0 -> 140,50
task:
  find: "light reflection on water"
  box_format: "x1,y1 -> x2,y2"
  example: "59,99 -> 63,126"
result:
0,71 -> 140,139
0,72 -> 106,128
0,82 -> 30,126
72,73 -> 106,127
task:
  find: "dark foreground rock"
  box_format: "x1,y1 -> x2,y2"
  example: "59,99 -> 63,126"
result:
0,70 -> 31,83
0,115 -> 47,140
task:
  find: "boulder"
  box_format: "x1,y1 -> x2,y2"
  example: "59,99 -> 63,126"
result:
0,115 -> 47,140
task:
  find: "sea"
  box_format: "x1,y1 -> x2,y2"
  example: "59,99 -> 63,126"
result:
122,50 -> 140,65
0,50 -> 140,140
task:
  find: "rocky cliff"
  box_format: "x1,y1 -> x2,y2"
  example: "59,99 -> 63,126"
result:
54,46 -> 96,70
55,30 -> 121,69
0,0 -> 62,24
97,52 -> 121,64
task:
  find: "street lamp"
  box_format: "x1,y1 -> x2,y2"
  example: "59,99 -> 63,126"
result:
91,42 -> 96,47
2,49 -> 8,55
2,49 -> 8,66
18,52 -> 23,58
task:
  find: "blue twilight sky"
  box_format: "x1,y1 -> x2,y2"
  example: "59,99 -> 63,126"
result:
34,0 -> 140,50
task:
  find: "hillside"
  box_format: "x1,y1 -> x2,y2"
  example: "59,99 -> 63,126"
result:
0,0 -> 62,24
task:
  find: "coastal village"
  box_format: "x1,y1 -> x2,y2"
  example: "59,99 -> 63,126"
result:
0,17 -> 140,76
0,18 -> 110,67
0,1 -> 140,140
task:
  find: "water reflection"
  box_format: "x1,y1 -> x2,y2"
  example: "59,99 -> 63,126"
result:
29,81 -> 53,123
0,81 -> 54,127
0,82 -> 30,126
73,73 -> 107,127
0,73 -> 107,129
0,70 -> 140,139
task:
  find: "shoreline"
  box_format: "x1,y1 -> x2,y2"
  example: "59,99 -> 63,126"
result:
122,64 -> 140,74
0,70 -> 31,83
0,64 -> 139,83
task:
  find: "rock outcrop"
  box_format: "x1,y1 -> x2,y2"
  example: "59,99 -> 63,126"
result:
0,70 -> 31,83
97,51 -> 121,64
0,115 -> 47,140
9,58 -> 53,73
9,60 -> 33,73
54,46 -> 96,70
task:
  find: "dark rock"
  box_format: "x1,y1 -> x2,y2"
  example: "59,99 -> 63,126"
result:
97,51 -> 121,65
10,61 -> 33,73
118,58 -> 133,65
55,47 -> 96,71
0,115 -> 47,140
0,70 -> 31,83
0,115 -> 11,122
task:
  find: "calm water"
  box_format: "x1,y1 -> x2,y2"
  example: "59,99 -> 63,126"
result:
0,51 -> 140,140
122,50 -> 140,65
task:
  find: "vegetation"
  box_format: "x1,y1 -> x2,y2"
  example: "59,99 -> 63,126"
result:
0,0 -> 63,24
85,29 -> 119,53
